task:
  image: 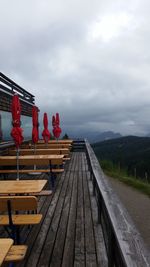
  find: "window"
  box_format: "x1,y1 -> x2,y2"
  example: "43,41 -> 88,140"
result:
0,111 -> 32,141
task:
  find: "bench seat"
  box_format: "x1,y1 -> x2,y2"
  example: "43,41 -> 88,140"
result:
0,168 -> 64,174
63,157 -> 70,161
0,214 -> 42,225
4,245 -> 27,262
30,190 -> 53,196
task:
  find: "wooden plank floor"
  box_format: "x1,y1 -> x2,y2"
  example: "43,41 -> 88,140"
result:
1,152 -> 107,267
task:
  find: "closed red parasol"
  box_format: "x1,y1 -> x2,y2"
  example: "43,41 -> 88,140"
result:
55,113 -> 60,126
31,106 -> 40,174
52,115 -> 56,127
53,126 -> 62,139
11,94 -> 24,180
32,106 -> 39,144
52,113 -> 62,139
42,112 -> 51,143
11,94 -> 24,148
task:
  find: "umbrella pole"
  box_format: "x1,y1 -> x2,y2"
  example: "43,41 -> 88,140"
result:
28,143 -> 41,175
34,143 -> 36,170
16,148 -> 19,180
45,137 -> 48,148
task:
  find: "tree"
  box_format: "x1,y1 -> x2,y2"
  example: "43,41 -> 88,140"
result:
62,133 -> 69,139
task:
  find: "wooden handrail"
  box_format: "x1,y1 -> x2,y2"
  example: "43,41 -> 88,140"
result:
0,72 -> 34,105
84,139 -> 150,267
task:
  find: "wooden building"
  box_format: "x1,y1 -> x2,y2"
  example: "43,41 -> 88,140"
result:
0,72 -> 35,142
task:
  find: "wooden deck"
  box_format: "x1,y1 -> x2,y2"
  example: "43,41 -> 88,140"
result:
1,145 -> 150,267
1,152 -> 107,267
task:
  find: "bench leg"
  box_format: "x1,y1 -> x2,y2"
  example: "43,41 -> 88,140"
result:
4,225 -> 18,244
16,226 -> 21,244
49,164 -> 56,189
3,173 -> 8,180
10,225 -> 20,244
50,173 -> 55,189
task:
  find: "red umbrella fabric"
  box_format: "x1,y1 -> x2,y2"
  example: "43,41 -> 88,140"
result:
11,94 -> 23,148
52,115 -> 56,127
42,113 -> 51,143
53,126 -> 62,139
52,113 -> 62,139
55,113 -> 60,126
32,106 -> 39,144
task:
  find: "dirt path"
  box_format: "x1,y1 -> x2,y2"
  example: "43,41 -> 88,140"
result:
106,175 -> 150,252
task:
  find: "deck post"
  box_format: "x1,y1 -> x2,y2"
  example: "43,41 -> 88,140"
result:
92,176 -> 96,196
89,164 -> 93,180
97,190 -> 102,224
107,229 -> 115,267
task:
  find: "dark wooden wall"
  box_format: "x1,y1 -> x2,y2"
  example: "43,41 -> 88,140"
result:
0,91 -> 33,116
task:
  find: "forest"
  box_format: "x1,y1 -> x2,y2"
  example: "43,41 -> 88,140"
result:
92,135 -> 150,182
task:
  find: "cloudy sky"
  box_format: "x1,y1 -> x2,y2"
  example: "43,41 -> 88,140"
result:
1,0 -> 150,137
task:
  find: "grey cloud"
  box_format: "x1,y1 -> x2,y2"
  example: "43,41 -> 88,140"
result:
1,0 -> 150,137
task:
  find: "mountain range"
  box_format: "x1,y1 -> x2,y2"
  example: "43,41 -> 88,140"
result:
90,131 -> 122,143
70,130 -> 122,143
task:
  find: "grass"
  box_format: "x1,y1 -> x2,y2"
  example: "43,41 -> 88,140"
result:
100,160 -> 150,197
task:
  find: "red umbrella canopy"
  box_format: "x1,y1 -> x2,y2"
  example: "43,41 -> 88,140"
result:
42,113 -> 51,143
55,113 -> 60,126
11,94 -> 24,148
52,115 -> 56,127
53,126 -> 62,139
53,113 -> 62,139
32,106 -> 39,144
11,94 -> 21,127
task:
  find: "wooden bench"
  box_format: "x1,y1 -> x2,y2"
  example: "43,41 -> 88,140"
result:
21,143 -> 72,150
0,238 -> 27,265
0,168 -> 64,174
0,155 -> 64,188
0,196 -> 42,244
4,245 -> 27,263
29,190 -> 53,196
8,148 -> 70,156
37,139 -> 73,144
0,168 -> 64,189
0,155 -> 64,166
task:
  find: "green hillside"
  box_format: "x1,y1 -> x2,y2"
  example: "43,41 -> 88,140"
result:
92,136 -> 150,181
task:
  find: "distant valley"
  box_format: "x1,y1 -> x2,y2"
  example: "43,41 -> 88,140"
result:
92,135 -> 150,181
90,131 -> 122,143
70,130 -> 122,143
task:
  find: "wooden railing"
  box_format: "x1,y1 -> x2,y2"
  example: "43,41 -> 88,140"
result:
0,72 -> 35,116
0,139 -> 31,155
0,72 -> 35,105
79,139 -> 149,267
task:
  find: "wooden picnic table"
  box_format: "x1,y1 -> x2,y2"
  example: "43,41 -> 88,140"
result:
0,180 -> 47,195
0,238 -> 13,266
21,143 -> 71,149
0,154 -> 64,166
38,139 -> 73,144
9,148 -> 69,156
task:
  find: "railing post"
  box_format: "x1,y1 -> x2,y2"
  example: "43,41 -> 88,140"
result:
85,149 -> 93,180
107,229 -> 115,267
97,190 -> 102,224
93,176 -> 96,196
89,164 -> 93,180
